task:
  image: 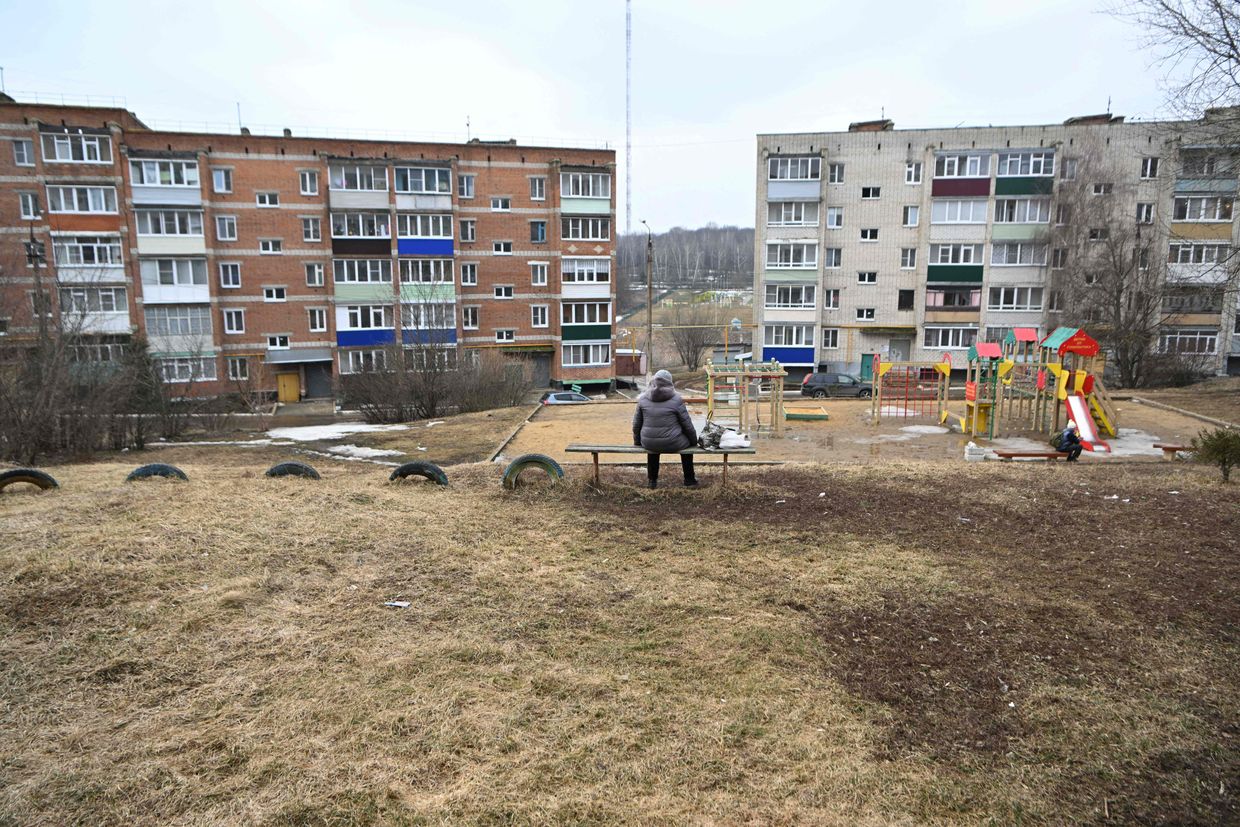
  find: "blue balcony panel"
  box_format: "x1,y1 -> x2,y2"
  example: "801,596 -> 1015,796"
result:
762,345 -> 815,366
337,329 -> 395,347
397,238 -> 454,256
401,329 -> 458,345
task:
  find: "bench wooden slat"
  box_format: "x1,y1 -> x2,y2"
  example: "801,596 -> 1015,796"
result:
994,451 -> 1069,459
565,444 -> 756,455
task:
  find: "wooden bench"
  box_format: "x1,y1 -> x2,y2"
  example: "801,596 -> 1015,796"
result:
993,450 -> 1070,462
1153,443 -> 1190,460
565,444 -> 756,487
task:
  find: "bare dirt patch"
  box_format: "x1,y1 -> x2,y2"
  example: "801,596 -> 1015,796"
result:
1135,376 -> 1240,426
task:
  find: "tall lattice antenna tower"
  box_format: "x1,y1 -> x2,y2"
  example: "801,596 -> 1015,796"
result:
625,0 -> 632,234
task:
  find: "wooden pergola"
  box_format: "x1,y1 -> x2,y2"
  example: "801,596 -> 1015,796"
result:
703,361 -> 787,437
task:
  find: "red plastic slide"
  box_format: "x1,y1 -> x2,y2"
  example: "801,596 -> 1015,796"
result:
1065,395 -> 1111,453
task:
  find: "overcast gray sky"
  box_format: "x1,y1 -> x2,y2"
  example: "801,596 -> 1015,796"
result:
1,0 -> 1173,232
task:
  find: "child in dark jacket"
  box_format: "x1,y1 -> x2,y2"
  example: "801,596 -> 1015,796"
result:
1058,421 -> 1083,461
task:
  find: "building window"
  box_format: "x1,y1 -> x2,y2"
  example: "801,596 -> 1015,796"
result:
763,324 -> 813,347
988,286 -> 1044,311
766,242 -> 818,268
342,350 -> 387,374
860,228 -> 878,242
305,263 -> 325,286
823,289 -> 840,310
263,287 -> 287,302
1173,195 -> 1233,221
267,335 -> 290,350
494,285 -> 514,299
394,167 -> 450,194
856,307 -> 875,321
259,239 -> 283,254
1140,157 -> 1160,179
562,257 -> 610,282
212,168 -> 232,193
399,258 -> 453,284
1092,183 -> 1114,196
902,205 -> 919,227
491,196 -> 511,211
46,185 -> 118,214
1060,158 -> 1078,180
19,192 -> 39,219
905,162 -> 923,184
767,157 -> 821,180
461,220 -> 476,242
396,213 -> 449,238
135,208 -> 202,235
223,308 -> 245,334
219,262 -> 241,288
934,154 -> 989,178
990,242 -> 1048,266
764,284 -> 816,309
560,171 -> 611,197
460,263 -> 478,285
996,151 -> 1055,177
531,262 -> 548,285
824,248 -> 842,268
924,326 -> 978,349
931,199 -> 987,224
531,305 -> 549,327
216,215 -> 237,241
343,305 -> 392,329
256,192 -> 279,207
144,305 -> 212,336
1055,204 -> 1071,225
333,259 -> 392,283
58,286 -> 126,314
822,328 -> 840,349
1136,202 -> 1154,224
1088,228 -> 1109,242
335,212 -> 393,238
300,170 -> 319,195
1168,242 -> 1230,263
462,306 -> 479,329
130,159 -> 199,187
900,248 -> 917,269
994,198 -> 1051,223
827,163 -> 844,183
825,206 -> 843,228
308,308 -> 327,332
493,241 -> 513,255
302,217 -> 322,242
898,289 -> 915,310
139,259 -> 207,287
861,186 -> 880,200
561,217 -> 610,240
400,302 -> 455,331
329,164 -> 387,191
562,343 -> 611,367
52,235 -> 122,267
1052,248 -> 1068,269
857,271 -> 877,285
227,357 -> 248,381
768,202 -> 819,226
495,329 -> 515,343
530,221 -> 547,243
929,243 -> 984,264
562,302 -> 611,325
157,357 -> 217,383
458,174 -> 475,198
1159,327 -> 1218,354
41,132 -> 112,163
13,139 -> 34,166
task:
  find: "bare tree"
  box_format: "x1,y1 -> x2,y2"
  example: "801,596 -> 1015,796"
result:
667,300 -> 725,372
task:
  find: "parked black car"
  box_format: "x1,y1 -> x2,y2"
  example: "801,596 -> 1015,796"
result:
800,372 -> 872,398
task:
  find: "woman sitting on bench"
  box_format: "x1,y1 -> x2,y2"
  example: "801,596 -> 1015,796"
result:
633,369 -> 699,489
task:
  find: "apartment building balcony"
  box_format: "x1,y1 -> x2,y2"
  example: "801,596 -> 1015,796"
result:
1169,222 -> 1233,241
136,236 -> 207,256
332,237 -> 391,256
931,178 -> 990,197
927,264 -> 983,283
401,328 -> 457,345
562,323 -> 612,341
991,223 -> 1049,242
131,186 -> 202,207
994,177 -> 1054,196
55,264 -> 126,284
761,345 -> 815,366
561,281 -> 611,300
328,190 -> 390,210
560,195 -> 611,215
1163,312 -> 1223,326
761,307 -> 817,324
925,309 -> 980,323
336,328 -> 395,347
1174,178 -> 1239,194
147,333 -> 213,355
140,282 -> 210,304
265,345 -> 334,365
396,238 -> 454,256
398,283 -> 455,302
74,311 -> 131,334
761,267 -> 817,283
334,283 -> 395,302
1167,262 -> 1231,284
395,194 -> 452,211
928,224 -> 987,242
766,180 -> 820,201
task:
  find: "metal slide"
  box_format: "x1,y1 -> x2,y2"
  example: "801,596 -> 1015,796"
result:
1066,394 -> 1111,452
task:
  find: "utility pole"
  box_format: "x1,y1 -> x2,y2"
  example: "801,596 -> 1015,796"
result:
642,219 -> 653,381
24,202 -> 49,347
625,0 -> 632,234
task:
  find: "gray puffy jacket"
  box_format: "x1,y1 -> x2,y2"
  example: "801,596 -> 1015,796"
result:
632,379 -> 696,453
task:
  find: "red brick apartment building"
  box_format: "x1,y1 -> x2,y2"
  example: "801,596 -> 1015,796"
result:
0,95 -> 616,400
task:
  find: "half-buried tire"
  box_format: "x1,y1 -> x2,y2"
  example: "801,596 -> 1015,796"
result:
265,461 -> 321,480
502,453 -> 564,490
388,461 -> 449,486
0,468 -> 60,493
125,463 -> 189,482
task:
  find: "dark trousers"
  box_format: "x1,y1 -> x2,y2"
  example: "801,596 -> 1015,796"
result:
647,453 -> 696,484
1064,444 -> 1083,461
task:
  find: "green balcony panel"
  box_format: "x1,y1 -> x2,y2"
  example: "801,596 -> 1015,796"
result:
562,324 -> 611,341
398,284 -> 455,302
334,283 -> 396,302
762,269 -> 817,282
995,176 -> 1054,195
927,265 -> 984,283
560,196 -> 611,215
990,224 -> 1049,241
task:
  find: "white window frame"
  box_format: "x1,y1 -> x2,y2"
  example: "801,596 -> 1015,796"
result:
822,328 -> 840,349
130,159 -> 200,187
344,305 -> 392,329
333,212 -> 393,239
996,151 -> 1055,177
460,263 -> 478,285
931,199 -> 988,224
994,198 -> 1051,224
212,168 -> 232,193
559,171 -> 611,197
934,154 -> 990,178
987,286 -> 1044,311
531,304 -> 549,328
902,206 -> 919,227
823,289 -> 840,310
990,242 -> 1048,266
1173,195 -> 1233,222
495,329 -> 516,343
263,286 -> 287,302
12,139 -> 34,166
856,307 -> 876,321
1136,202 -> 1155,224
825,206 -> 843,229
767,157 -> 821,181
394,167 -> 451,194
135,209 -> 202,235
458,174 -> 475,198
923,326 -> 978,350
561,217 -> 611,241
530,176 -> 547,201
305,263 -> 325,286
530,262 -> 548,286
767,201 -> 819,227
227,356 -> 248,381
763,324 -> 813,347
256,191 -> 279,207
399,258 -> 453,284
860,228 -> 879,242
490,196 -> 511,212
824,248 -> 842,269
460,219 -> 476,242
1140,157 -> 1160,179
561,342 -> 611,367
52,235 -> 123,268
219,262 -> 241,289
929,243 -> 984,264
766,241 -> 818,269
333,259 -> 392,283
259,239 -> 283,255
562,257 -> 610,283
215,215 -> 237,241
223,308 -> 245,334
857,271 -> 877,285
157,356 -> 216,383
328,164 -> 388,192
561,301 -> 612,325
827,163 -> 844,184
41,132 -> 112,164
905,162 -> 923,184
860,186 -> 880,200
764,284 -> 816,309
494,285 -> 514,299
299,170 -> 319,195
302,217 -> 322,242
493,241 -> 513,255
1159,327 -> 1218,354
45,185 -> 118,215
19,193 -> 40,220
308,307 -> 328,332
267,335 -> 290,350
462,306 -> 479,329
144,305 -> 212,336
900,248 -> 917,269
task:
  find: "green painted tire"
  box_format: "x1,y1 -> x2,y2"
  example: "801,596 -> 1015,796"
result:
125,463 -> 189,482
502,453 -> 565,490
388,461 -> 449,486
0,468 -> 59,493
265,461 -> 322,480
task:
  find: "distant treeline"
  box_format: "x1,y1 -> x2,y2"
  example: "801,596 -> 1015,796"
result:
616,225 -> 754,311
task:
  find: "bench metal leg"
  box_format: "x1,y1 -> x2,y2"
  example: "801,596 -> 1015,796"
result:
592,452 -> 600,488
722,453 -> 729,487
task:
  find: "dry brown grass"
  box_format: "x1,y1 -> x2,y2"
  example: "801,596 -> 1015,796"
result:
1136,376 -> 1240,426
1,457 -> 1237,825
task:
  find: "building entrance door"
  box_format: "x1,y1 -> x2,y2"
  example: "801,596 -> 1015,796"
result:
277,373 -> 300,403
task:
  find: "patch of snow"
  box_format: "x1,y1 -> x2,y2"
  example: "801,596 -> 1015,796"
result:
1104,428 -> 1167,458
424,420 -> 445,428
900,425 -> 950,435
297,448 -> 401,468
148,439 -> 296,448
326,444 -> 404,459
266,422 -> 410,442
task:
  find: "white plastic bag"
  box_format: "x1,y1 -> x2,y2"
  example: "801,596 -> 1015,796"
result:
719,430 -> 751,449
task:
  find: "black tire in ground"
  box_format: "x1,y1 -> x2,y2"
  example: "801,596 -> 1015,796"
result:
0,468 -> 60,493
388,461 -> 449,486
126,463 -> 189,482
502,453 -> 565,490
265,461 -> 322,480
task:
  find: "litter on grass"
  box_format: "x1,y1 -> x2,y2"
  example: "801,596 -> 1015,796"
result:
383,601 -> 411,609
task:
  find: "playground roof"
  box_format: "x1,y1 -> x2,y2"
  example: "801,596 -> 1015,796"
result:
968,342 -> 1003,360
1006,327 -> 1039,343
1041,326 -> 1100,357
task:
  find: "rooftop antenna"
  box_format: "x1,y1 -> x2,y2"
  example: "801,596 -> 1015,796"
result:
236,102 -> 242,131
1107,95 -> 1112,113
625,0 -> 632,234
0,67 -> 5,94
466,115 -> 471,141
881,106 -> 885,119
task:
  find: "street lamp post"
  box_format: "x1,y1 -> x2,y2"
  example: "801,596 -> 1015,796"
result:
641,219 -> 653,381
24,200 -> 49,347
